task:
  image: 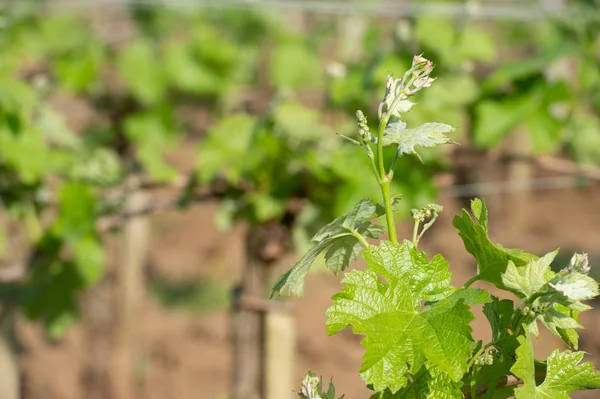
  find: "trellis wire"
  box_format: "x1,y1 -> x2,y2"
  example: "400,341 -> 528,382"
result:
41,0 -> 600,21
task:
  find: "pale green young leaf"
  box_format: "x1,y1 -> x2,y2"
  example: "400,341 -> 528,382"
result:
469,197 -> 488,230
549,272 -> 599,302
538,307 -> 583,338
326,241 -> 473,393
382,120 -> 456,162
499,249 -> 598,345
453,198 -> 538,289
512,331 -> 600,398
501,250 -> 559,298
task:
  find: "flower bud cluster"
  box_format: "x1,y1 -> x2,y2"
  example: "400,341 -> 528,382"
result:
569,253 -> 590,274
408,54 -> 435,94
523,302 -> 552,319
474,353 -> 495,366
379,55 -> 435,119
356,110 -> 371,143
411,203 -> 443,223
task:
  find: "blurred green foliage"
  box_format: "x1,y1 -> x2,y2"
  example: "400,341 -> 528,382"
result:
150,276 -> 230,314
0,0 -> 599,337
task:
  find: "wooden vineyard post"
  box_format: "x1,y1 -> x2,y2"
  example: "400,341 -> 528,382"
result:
231,222 -> 290,399
265,308 -> 295,399
114,180 -> 150,399
0,310 -> 19,399
231,246 -> 266,399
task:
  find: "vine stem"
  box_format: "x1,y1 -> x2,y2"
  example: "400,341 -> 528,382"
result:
412,220 -> 419,247
377,115 -> 398,245
350,229 -> 370,249
462,275 -> 481,289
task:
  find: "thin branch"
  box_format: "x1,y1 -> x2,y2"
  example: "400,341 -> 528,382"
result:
0,189 -> 221,283
97,191 -> 220,232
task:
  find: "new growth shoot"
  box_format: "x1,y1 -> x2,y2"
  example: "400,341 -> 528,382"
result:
272,55 -> 600,399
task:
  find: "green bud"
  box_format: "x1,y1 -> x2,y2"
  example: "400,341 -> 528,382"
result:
356,110 -> 371,142
474,353 -> 494,366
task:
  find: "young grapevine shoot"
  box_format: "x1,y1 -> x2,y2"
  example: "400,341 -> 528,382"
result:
272,55 -> 600,399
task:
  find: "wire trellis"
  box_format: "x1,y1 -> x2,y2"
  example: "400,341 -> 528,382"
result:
37,0 -> 599,21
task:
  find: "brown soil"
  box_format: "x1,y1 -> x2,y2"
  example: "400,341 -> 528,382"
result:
15,181 -> 600,399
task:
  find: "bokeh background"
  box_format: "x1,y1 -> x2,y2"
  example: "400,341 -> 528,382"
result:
1,0 -> 600,398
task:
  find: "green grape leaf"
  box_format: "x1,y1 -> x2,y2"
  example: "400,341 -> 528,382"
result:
21,233 -> 84,340
0,123 -> 48,184
483,297 -> 514,342
38,106 -> 80,149
457,26 -> 497,63
371,363 -> 463,399
271,40 -> 323,89
117,40 -> 165,104
124,110 -> 178,182
246,192 -> 286,223
273,101 -> 333,142
414,18 -> 455,63
56,183 -> 96,239
453,198 -> 537,289
326,241 -> 473,393
484,43 -> 578,91
163,41 -> 218,95
549,271 -> 599,302
444,287 -> 491,306
501,250 -> 559,298
526,109 -> 562,154
196,114 -> 257,184
569,110 -> 600,166
512,331 -> 600,398
54,42 -> 103,93
502,250 -> 598,347
420,74 -> 480,108
382,120 -> 456,162
498,248 -> 598,345
511,331 -> 538,398
325,236 -> 364,274
272,199 -> 386,297
72,235 -> 104,287
272,238 -> 335,297
473,98 -> 533,148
